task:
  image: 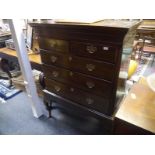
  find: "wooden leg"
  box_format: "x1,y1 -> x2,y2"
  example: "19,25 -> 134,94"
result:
48,101 -> 52,118
44,100 -> 53,118
98,118 -> 114,134
0,58 -> 13,87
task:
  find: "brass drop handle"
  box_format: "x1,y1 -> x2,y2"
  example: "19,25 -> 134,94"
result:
86,45 -> 97,54
68,56 -> 72,61
51,56 -> 57,63
86,98 -> 94,105
86,81 -> 95,89
50,40 -> 57,47
52,71 -> 59,77
69,71 -> 73,76
54,85 -> 61,92
70,87 -> 74,92
86,64 -> 95,71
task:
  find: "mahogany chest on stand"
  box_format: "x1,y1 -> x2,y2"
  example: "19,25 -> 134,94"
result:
30,20 -> 140,132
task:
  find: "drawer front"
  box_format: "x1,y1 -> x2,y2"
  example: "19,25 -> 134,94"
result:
70,41 -> 117,63
40,50 -> 115,81
39,38 -> 69,53
42,64 -> 112,98
39,38 -> 117,63
45,78 -> 110,114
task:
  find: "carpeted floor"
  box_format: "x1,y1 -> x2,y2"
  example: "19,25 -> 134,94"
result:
0,91 -> 107,135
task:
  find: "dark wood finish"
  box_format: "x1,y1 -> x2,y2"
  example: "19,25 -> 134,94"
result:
70,41 -> 117,63
30,20 -> 137,44
45,78 -> 110,114
42,64 -> 112,98
39,37 -> 118,63
30,20 -> 140,131
40,49 -> 115,81
31,30 -> 40,54
43,89 -> 114,131
39,38 -> 69,53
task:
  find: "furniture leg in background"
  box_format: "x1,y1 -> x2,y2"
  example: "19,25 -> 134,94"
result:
0,58 -> 12,86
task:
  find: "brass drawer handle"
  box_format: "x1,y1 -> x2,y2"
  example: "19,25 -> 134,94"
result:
54,85 -> 61,92
50,40 -> 57,48
52,71 -> 59,77
86,98 -> 94,105
86,64 -> 95,72
69,71 -> 73,76
51,56 -> 57,63
86,45 -> 97,54
70,87 -> 74,92
102,46 -> 109,51
86,81 -> 95,89
68,56 -> 72,61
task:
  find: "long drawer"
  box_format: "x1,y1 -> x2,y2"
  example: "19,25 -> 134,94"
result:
42,64 -> 112,98
40,50 -> 115,81
39,38 -> 117,63
45,78 -> 110,114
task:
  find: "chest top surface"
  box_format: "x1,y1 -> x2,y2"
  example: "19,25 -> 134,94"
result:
30,19 -> 139,28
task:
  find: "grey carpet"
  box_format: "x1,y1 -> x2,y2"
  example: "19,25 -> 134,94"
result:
0,92 -> 105,135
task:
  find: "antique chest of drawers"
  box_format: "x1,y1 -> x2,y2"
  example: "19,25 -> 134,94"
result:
30,20 -> 140,128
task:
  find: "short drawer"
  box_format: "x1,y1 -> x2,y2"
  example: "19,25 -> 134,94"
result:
42,64 -> 113,98
70,41 -> 117,63
40,50 -> 115,82
45,78 -> 110,114
39,38 -> 69,53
